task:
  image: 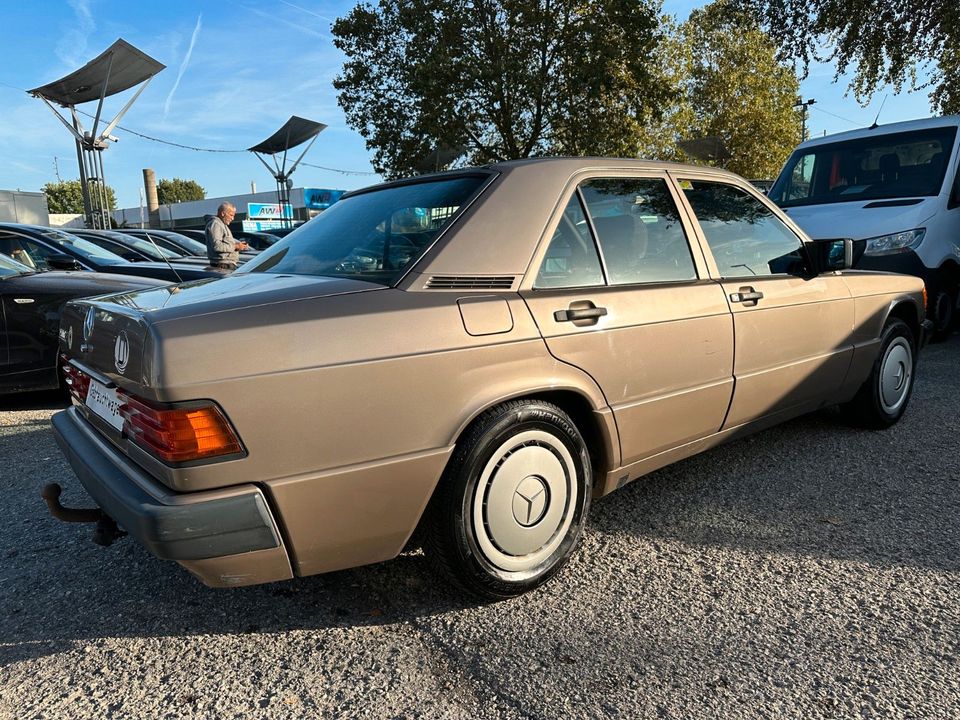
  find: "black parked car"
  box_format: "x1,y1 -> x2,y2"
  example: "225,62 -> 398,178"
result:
115,228 -> 258,261
0,252 -> 169,395
69,229 -> 211,267
180,227 -> 278,252
0,224 -> 221,283
112,228 -> 209,257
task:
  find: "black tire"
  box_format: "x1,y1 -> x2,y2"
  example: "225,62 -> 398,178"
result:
842,318 -> 916,429
425,400 -> 592,600
929,281 -> 955,341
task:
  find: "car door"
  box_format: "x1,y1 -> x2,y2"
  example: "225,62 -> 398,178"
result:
673,174 -> 855,428
521,173 -> 734,466
0,275 -> 54,378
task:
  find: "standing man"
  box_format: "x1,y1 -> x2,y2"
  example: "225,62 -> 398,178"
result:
205,202 -> 248,272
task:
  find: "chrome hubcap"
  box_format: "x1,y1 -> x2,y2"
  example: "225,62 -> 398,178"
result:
472,430 -> 577,573
879,338 -> 912,413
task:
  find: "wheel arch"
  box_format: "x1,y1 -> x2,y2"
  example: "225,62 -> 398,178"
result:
447,386 -> 619,480
885,298 -> 923,344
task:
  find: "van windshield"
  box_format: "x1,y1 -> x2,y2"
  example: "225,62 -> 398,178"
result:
769,126 -> 957,208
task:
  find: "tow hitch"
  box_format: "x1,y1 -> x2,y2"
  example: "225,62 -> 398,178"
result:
41,483 -> 127,547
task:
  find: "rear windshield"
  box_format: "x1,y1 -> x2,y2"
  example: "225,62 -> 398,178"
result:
239,175 -> 489,285
769,126 -> 958,207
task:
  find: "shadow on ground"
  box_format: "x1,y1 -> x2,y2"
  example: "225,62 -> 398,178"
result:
2,338 -> 957,665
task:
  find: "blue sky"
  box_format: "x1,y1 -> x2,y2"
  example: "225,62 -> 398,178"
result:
0,0 -> 936,208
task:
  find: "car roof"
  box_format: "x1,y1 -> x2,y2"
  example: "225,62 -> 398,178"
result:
344,156 -> 746,199
794,115 -> 960,151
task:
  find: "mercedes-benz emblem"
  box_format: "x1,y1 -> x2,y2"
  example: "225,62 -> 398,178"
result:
82,307 -> 95,342
114,331 -> 130,374
512,476 -> 549,527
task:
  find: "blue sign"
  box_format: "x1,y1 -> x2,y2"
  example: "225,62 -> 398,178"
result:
247,203 -> 293,220
304,188 -> 345,210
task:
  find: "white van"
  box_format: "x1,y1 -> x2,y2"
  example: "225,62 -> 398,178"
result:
769,116 -> 960,337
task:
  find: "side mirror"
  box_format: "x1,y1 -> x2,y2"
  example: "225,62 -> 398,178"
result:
46,253 -> 83,271
805,238 -> 866,274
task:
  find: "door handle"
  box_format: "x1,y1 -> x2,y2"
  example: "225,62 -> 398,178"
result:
554,302 -> 608,325
729,288 -> 764,304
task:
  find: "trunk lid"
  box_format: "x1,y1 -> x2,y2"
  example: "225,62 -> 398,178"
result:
59,273 -> 384,389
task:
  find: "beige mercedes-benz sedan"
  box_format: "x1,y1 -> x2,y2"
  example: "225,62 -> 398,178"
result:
48,158 -> 928,599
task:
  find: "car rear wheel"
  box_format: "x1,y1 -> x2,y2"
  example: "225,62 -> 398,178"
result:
426,400 -> 592,600
842,318 -> 916,429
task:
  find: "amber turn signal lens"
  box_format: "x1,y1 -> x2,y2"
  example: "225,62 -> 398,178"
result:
119,394 -> 244,464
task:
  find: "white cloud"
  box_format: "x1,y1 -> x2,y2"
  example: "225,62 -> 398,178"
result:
56,0 -> 96,69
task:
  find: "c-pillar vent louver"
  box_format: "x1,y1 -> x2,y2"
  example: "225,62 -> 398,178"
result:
426,275 -> 516,290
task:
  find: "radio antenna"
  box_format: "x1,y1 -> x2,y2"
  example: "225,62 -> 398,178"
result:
869,95 -> 889,130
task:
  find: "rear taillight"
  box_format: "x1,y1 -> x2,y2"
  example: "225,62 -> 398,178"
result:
61,356 -> 90,404
118,393 -> 244,464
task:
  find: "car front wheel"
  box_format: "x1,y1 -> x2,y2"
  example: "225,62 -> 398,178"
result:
842,318 -> 916,429
426,400 -> 592,600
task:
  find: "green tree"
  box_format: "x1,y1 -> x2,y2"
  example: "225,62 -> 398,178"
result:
156,178 -> 206,204
332,0 -> 675,178
735,0 -> 959,114
676,1 -> 803,179
43,180 -> 117,214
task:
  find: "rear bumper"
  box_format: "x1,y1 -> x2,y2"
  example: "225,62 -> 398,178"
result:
51,407 -> 292,586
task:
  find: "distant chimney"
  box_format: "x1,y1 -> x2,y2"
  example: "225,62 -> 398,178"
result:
251,181 -> 257,194
142,169 -> 160,228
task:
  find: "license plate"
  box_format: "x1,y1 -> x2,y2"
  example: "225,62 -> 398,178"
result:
85,379 -> 124,432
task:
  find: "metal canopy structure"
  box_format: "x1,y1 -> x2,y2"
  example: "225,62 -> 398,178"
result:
29,39 -> 165,228
249,116 -> 326,226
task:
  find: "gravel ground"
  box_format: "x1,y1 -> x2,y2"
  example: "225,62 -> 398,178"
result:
1,337 -> 958,719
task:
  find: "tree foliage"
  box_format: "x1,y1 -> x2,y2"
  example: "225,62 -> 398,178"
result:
332,0 -> 674,178
678,1 -> 803,178
734,0 -> 960,114
157,177 -> 206,204
43,180 -> 117,214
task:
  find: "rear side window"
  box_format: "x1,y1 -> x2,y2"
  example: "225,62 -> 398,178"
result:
580,178 -> 697,284
535,193 -> 604,288
682,180 -> 805,278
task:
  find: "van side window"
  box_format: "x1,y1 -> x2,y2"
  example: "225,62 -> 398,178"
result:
681,180 -> 806,278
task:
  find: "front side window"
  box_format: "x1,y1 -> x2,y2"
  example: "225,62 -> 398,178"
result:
535,193 -> 604,288
770,126 -> 958,207
580,178 -> 697,284
240,175 -> 490,285
0,249 -> 33,276
682,180 -> 805,278
0,233 -> 60,270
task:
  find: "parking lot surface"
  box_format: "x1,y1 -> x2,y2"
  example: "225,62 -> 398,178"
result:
1,337 -> 958,719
